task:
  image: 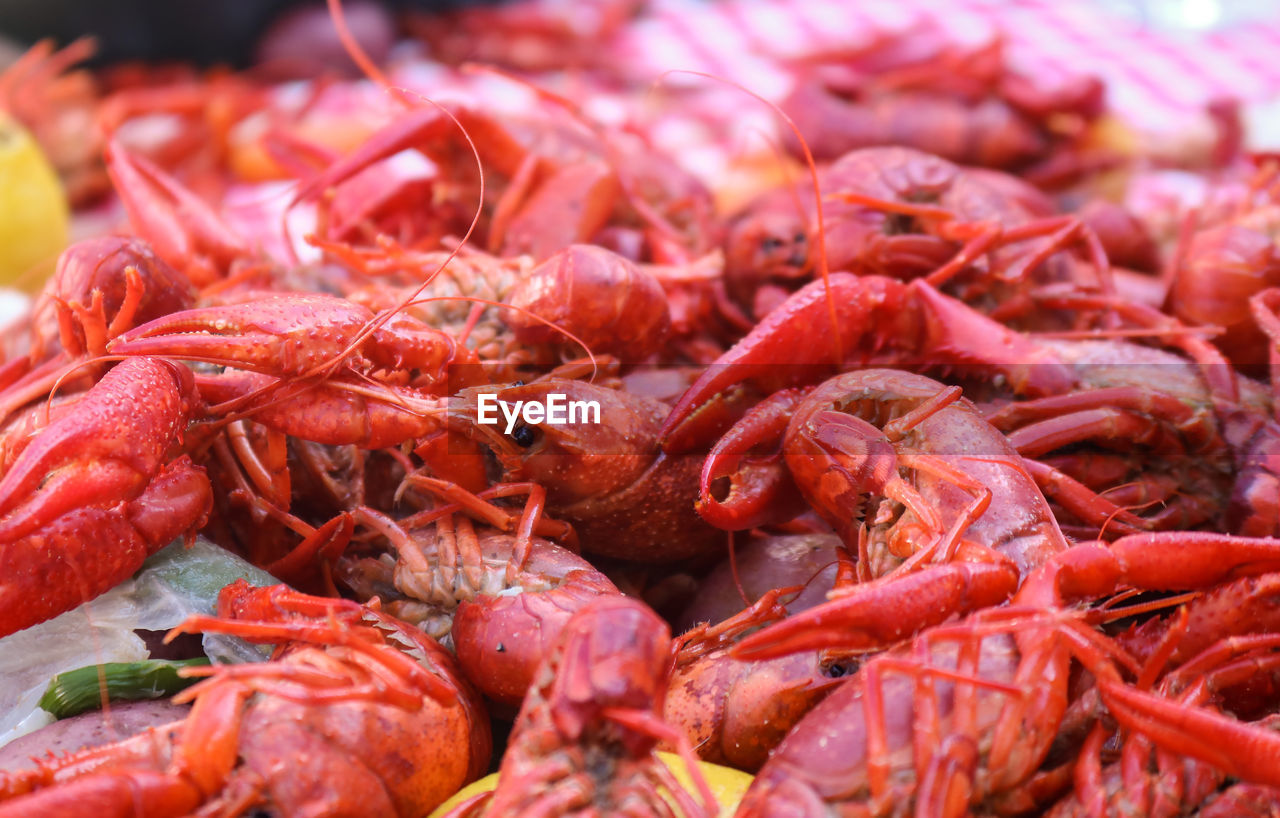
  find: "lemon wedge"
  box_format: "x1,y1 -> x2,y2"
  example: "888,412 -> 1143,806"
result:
430,750 -> 754,817
0,113 -> 70,291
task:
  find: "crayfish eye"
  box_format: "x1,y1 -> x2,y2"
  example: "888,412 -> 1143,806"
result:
511,424 -> 538,447
822,658 -> 859,679
884,212 -> 916,235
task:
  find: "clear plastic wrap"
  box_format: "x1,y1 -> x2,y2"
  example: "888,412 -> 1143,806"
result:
0,538 -> 276,746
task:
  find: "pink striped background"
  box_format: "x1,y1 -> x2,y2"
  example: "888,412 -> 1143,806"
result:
615,0 -> 1280,136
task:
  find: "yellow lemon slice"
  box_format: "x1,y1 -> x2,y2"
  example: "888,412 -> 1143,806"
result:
0,114 -> 70,291
430,751 -> 754,817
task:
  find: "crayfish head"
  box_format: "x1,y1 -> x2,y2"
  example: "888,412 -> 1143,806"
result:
504,244 -> 672,362
725,194 -> 812,314
35,236 -> 196,356
449,378 -> 666,506
547,596 -> 672,747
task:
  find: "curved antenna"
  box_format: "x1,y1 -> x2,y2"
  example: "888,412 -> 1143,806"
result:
299,1 -> 488,387
460,62 -> 693,251
327,0 -> 401,104
306,0 -> 604,391
658,70 -> 843,362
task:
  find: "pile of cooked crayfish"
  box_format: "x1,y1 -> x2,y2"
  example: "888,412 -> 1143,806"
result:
0,1 -> 1279,815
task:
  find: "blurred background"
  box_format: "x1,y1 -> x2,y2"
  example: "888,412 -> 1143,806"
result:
0,0 -> 458,66
0,0 -> 1274,143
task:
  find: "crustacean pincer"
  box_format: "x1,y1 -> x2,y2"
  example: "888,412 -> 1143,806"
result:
0,356 -> 211,637
698,369 -> 1068,656
107,290 -> 487,451
665,587 -> 851,772
734,532 -> 1280,816
109,291 -> 466,390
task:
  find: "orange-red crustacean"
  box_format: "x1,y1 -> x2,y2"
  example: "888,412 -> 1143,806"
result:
1047,639 -> 1280,816
1164,162 -> 1280,369
734,532 -> 1280,816
328,241 -> 685,372
287,88 -> 719,265
106,289 -> 486,457
447,377 -> 725,562
699,368 -> 1072,664
665,587 -> 850,772
0,356 -> 211,637
439,594 -> 717,817
0,235 -> 196,435
1229,286 -> 1280,536
776,25 -> 1107,180
340,486 -> 618,708
659,273 -> 1080,455
660,271 -> 1269,538
30,236 -> 197,361
0,580 -> 490,816
698,369 -> 1070,576
724,146 -> 1112,323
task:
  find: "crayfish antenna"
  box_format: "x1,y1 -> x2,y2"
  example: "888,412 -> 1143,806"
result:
1033,289 -> 1240,407
398,289 -> 602,381
326,0 -> 398,100
659,70 -> 841,364
318,1 -> 608,385
461,62 -> 692,253
303,0 -> 491,386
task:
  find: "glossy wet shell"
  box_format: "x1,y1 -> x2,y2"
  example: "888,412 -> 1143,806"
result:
240,644 -> 480,816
